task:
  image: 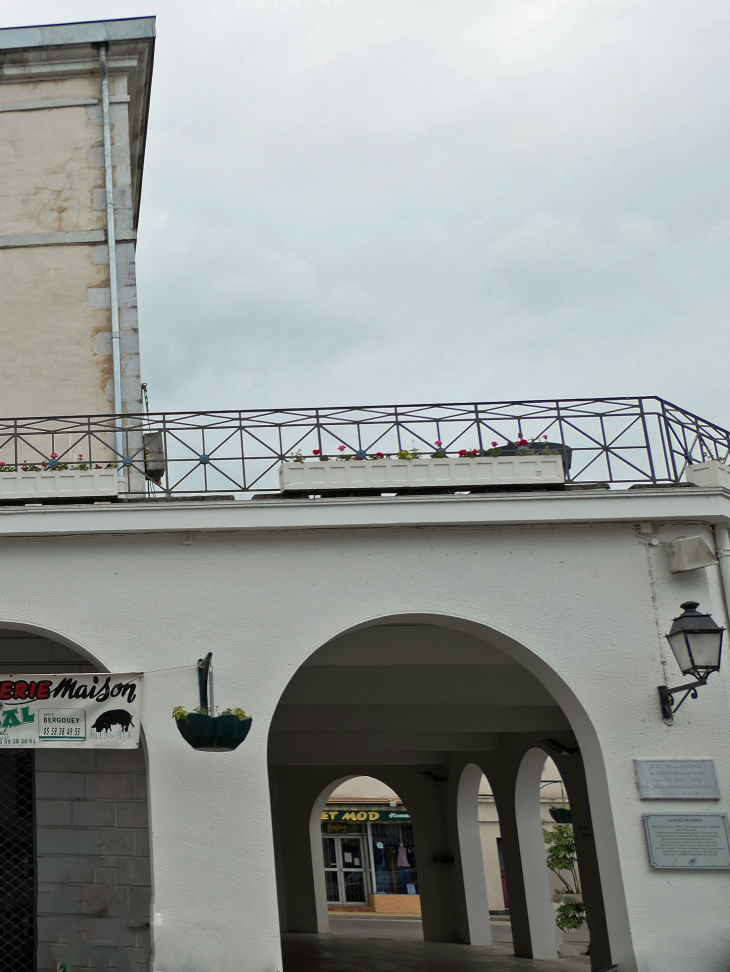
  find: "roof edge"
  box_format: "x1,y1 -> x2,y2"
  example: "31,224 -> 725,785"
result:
0,17 -> 155,51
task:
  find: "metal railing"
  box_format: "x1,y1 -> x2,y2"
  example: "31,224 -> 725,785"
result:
0,396 -> 728,497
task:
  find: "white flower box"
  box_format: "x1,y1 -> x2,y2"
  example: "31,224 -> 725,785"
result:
0,469 -> 120,502
279,455 -> 565,493
685,460 -> 730,490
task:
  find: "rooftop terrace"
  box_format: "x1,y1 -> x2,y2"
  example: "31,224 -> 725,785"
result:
0,396 -> 728,500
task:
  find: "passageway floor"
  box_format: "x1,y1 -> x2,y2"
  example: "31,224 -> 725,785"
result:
282,921 -> 591,972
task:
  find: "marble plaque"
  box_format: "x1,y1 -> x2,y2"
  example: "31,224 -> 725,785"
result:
644,814 -> 730,869
635,759 -> 720,800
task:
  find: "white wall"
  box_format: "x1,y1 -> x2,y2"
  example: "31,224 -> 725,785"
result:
0,499 -> 728,971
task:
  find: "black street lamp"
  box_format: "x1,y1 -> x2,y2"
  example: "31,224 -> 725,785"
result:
659,601 -> 724,720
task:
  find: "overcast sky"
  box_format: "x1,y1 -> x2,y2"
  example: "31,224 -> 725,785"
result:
4,0 -> 730,421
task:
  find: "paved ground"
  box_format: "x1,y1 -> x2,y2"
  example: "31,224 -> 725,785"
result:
282,917 -> 592,972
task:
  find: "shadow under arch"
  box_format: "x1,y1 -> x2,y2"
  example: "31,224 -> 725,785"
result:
268,609 -> 635,970
0,617 -> 110,671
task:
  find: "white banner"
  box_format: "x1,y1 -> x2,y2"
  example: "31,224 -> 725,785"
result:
0,673 -> 142,748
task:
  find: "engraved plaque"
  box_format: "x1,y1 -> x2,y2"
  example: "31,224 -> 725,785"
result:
635,760 -> 720,800
644,814 -> 730,869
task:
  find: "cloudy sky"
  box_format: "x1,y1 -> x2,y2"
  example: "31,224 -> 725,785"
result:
4,0 -> 730,421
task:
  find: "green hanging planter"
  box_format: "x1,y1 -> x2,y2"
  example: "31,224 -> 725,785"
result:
549,806 -> 572,824
175,711 -> 252,752
173,652 -> 252,752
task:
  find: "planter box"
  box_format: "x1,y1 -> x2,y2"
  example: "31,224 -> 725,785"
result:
0,469 -> 119,502
279,455 -> 565,493
685,460 -> 730,490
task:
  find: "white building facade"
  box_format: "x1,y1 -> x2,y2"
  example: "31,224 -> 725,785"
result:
2,17 -> 730,972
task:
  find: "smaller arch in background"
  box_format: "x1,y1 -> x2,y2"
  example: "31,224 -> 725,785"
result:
515,747 -> 559,960
309,776 -> 357,933
456,763 -> 492,946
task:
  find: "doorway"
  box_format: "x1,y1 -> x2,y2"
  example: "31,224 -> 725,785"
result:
323,834 -> 367,904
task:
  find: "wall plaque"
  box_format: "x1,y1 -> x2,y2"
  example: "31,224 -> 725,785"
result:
644,814 -> 730,869
635,759 -> 720,799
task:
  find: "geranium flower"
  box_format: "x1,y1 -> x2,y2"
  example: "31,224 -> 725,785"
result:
376,452 -> 385,458
338,445 -> 346,451
435,440 -> 442,447
313,448 -> 321,455
491,441 -> 498,447
50,453 -> 58,459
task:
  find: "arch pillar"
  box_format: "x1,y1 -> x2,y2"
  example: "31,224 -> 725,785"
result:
269,765 -> 336,933
480,742 -> 557,960
553,751 -> 612,971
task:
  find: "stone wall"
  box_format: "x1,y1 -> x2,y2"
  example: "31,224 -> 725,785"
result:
35,747 -> 151,972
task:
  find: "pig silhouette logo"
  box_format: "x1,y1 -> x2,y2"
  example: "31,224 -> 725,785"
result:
91,709 -> 135,734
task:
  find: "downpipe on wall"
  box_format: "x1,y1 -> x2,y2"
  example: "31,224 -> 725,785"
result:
713,523 -> 730,629
98,43 -> 124,473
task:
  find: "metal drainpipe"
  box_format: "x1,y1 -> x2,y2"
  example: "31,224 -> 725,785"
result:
98,43 -> 124,471
713,523 -> 730,629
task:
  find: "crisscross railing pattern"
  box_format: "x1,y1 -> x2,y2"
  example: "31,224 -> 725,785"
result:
0,396 -> 728,496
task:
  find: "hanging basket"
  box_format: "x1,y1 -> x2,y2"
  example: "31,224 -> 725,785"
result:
549,807 -> 572,824
175,711 -> 252,752
174,652 -> 252,752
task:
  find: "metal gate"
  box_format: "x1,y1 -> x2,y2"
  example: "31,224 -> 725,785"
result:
0,751 -> 35,971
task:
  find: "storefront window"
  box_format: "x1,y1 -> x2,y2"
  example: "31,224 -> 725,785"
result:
370,822 -> 418,895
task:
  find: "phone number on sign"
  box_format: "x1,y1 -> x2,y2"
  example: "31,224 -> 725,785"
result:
41,726 -> 84,737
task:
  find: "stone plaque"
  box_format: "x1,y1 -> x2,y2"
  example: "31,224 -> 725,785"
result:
644,814 -> 730,869
635,759 -> 720,799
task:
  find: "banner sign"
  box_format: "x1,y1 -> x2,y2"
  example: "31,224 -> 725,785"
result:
321,809 -> 411,823
0,673 -> 142,749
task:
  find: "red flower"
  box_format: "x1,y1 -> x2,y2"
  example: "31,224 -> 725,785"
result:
458,449 -> 467,457
435,440 -> 443,447
518,438 -> 528,446
313,448 -> 321,455
491,441 -> 498,447
338,445 -> 346,451
376,451 -> 385,458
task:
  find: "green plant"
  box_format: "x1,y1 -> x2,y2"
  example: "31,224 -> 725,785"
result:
556,899 -> 586,931
396,448 -> 420,460
543,823 -> 580,894
172,705 -> 249,720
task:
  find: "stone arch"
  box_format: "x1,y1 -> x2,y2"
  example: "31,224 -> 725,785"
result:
268,610 -> 634,969
0,620 -> 151,972
456,762 -> 492,946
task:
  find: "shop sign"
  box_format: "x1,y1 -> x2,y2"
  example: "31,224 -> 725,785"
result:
0,673 -> 142,749
321,809 -> 411,822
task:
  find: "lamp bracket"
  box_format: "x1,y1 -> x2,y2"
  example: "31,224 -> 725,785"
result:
658,673 -> 709,721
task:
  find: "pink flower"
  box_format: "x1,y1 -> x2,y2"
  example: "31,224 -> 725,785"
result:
543,435 -> 548,440
78,453 -> 83,459
491,441 -> 498,447
338,445 -> 346,451
50,452 -> 58,459
0,462 -> 5,467
435,440 -> 442,447
313,448 -> 321,455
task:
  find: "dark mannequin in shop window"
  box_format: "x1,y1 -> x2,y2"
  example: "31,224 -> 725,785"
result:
397,841 -> 412,893
373,841 -> 390,893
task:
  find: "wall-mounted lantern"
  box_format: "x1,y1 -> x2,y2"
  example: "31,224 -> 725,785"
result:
659,601 -> 724,720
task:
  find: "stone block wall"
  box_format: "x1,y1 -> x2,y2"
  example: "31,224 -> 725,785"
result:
35,747 -> 151,972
